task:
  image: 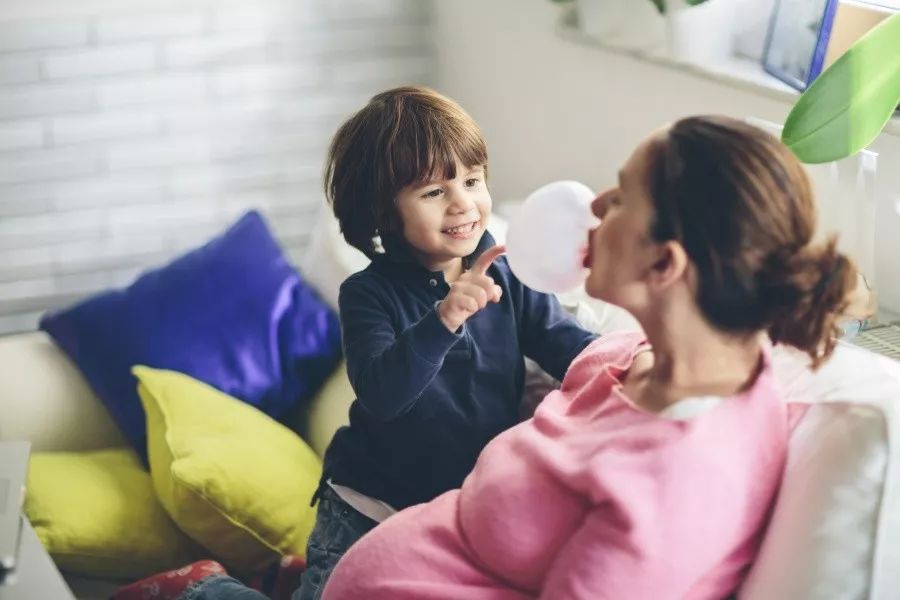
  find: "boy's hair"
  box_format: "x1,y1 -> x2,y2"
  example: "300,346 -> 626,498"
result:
324,85 -> 488,258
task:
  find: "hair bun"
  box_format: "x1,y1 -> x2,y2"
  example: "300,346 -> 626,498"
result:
761,238 -> 856,367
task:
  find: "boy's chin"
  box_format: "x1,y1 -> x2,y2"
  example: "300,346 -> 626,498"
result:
442,234 -> 481,252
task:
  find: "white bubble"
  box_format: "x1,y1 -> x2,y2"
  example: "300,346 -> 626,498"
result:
506,180 -> 598,294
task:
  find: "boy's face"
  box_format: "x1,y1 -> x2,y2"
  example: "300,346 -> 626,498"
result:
394,158 -> 491,274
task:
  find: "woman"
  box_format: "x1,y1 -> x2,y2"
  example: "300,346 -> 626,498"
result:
320,116 -> 857,599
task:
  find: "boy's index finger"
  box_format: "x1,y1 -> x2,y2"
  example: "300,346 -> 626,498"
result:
471,244 -> 506,276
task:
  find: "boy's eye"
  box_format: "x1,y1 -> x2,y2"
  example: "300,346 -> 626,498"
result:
422,188 -> 443,199
465,177 -> 481,188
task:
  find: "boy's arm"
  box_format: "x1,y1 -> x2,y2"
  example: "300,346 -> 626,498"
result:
340,277 -> 462,422
521,287 -> 598,382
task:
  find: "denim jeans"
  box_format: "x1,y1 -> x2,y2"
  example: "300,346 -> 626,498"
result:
180,485 -> 376,600
293,485 -> 378,600
180,576 -> 268,600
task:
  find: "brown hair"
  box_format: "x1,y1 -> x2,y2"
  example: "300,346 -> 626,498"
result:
324,85 -> 488,258
646,115 -> 856,367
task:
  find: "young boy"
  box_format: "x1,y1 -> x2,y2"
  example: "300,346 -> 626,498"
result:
299,85 -> 598,598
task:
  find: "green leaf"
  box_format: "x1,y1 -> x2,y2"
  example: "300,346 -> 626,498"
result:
782,13 -> 900,164
651,0 -> 711,14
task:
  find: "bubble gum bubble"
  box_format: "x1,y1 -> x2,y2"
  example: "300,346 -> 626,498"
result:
506,180 -> 598,294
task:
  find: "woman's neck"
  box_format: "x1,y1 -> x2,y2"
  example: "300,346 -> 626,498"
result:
629,304 -> 764,411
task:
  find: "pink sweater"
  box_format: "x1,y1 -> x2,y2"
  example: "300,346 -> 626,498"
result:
322,331 -> 789,599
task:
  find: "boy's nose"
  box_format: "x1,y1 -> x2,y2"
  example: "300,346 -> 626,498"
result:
447,192 -> 476,213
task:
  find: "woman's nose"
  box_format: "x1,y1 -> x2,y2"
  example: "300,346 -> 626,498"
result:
591,194 -> 607,219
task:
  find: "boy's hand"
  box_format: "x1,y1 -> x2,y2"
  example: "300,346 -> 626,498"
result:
438,245 -> 506,332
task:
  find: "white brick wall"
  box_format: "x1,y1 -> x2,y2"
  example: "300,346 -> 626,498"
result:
0,56 -> 41,85
0,120 -> 44,151
52,109 -> 161,145
43,44 -> 158,79
96,12 -> 207,42
0,0 -> 435,334
0,19 -> 90,52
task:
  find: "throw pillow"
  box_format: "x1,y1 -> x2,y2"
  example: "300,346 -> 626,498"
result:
135,365 -> 322,575
40,210 -> 342,461
24,447 -> 201,579
280,360 -> 355,459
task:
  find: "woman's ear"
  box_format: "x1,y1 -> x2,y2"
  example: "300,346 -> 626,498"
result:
647,240 -> 689,291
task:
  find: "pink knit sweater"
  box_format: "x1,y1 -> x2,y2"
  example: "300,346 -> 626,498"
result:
323,331 -> 789,599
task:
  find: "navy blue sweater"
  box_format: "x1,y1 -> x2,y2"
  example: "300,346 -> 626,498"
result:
321,231 -> 597,510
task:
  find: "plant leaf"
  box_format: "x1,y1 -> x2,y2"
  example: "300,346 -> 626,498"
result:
685,0 -> 710,5
782,13 -> 900,164
649,0 -> 666,15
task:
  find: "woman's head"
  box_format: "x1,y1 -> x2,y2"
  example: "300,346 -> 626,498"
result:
585,115 -> 856,366
325,85 -> 489,261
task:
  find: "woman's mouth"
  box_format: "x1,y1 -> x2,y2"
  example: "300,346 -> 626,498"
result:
442,220 -> 479,240
582,230 -> 594,268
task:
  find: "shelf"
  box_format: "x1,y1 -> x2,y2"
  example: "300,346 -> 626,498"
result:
556,8 -> 900,138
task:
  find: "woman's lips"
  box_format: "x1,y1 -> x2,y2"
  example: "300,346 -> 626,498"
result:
582,231 -> 594,268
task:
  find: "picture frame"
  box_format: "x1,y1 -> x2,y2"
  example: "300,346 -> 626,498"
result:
762,0 -> 839,90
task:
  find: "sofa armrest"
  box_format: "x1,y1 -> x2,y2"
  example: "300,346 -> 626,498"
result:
0,332 -> 125,451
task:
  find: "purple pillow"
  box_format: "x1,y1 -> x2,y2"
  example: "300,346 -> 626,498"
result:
41,211 -> 341,462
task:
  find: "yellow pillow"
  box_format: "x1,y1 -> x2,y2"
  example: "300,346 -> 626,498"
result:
24,447 -> 201,579
134,366 -> 322,575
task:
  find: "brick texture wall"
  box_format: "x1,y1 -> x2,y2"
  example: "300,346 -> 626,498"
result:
0,0 -> 433,334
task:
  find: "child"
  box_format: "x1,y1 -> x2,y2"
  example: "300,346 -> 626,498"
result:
301,85 -> 597,597
112,85 -> 596,600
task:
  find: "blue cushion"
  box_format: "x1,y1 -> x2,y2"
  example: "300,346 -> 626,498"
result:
41,211 -> 342,461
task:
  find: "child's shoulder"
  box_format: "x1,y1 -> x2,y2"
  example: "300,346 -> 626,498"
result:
338,264 -> 393,303
340,261 -> 392,289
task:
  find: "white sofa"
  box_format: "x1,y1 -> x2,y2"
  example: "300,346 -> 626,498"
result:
2,209 -> 900,599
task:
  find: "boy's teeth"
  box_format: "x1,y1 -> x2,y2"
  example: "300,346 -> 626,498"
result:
446,222 -> 476,234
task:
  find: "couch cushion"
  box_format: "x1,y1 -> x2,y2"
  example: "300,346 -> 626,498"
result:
0,332 -> 124,451
40,211 -> 342,461
281,360 -> 354,459
24,447 -> 201,579
136,365 -> 322,575
740,343 -> 900,599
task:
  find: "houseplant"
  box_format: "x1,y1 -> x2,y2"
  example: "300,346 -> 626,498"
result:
568,0 -> 731,64
655,0 -> 735,64
781,12 -> 900,163
780,12 -> 899,324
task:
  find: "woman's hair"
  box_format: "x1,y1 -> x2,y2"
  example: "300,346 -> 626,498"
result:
646,115 -> 856,367
324,85 -> 488,258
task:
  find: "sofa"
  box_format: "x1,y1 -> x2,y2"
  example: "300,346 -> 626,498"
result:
2,208 -> 900,599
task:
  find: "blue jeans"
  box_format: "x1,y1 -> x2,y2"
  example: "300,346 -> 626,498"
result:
181,485 -> 377,600
293,485 -> 378,599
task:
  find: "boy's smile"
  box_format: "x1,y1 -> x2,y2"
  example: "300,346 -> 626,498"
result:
395,158 -> 491,277
441,218 -> 480,239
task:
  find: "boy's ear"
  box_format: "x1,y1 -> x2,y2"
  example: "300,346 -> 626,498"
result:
647,240 -> 689,291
